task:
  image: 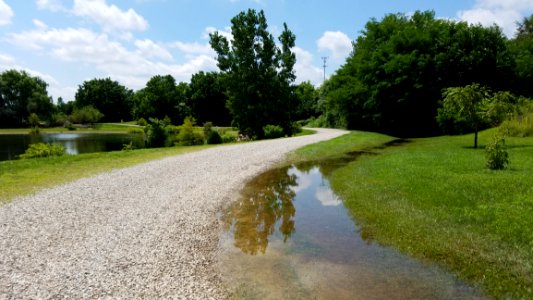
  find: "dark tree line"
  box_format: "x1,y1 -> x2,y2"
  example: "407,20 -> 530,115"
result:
321,11 -> 532,137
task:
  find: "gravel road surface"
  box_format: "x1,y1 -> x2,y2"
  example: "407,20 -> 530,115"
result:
0,128 -> 347,299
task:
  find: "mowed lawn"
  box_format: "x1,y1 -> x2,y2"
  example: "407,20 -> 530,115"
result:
295,130 -> 533,299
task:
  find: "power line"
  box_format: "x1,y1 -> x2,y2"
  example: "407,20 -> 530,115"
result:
321,56 -> 328,82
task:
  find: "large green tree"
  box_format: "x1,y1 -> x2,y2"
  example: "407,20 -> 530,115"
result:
323,11 -> 513,136
0,69 -> 53,128
509,14 -> 533,98
74,78 -> 133,122
209,9 -> 296,138
188,71 -> 231,126
132,75 -> 189,124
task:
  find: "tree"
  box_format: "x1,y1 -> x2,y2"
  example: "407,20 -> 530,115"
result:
437,84 -> 517,148
0,69 -> 53,128
70,106 -> 104,125
132,75 -> 189,124
188,71 -> 231,126
210,9 -> 297,138
74,78 -> 133,122
509,14 -> 533,98
322,11 -> 514,136
294,81 -> 319,121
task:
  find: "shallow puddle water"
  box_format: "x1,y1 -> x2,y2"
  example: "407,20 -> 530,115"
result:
219,155 -> 486,299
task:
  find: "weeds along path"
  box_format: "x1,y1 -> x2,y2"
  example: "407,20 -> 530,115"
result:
0,128 -> 347,299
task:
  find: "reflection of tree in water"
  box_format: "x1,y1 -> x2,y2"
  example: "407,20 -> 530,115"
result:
223,167 -> 298,255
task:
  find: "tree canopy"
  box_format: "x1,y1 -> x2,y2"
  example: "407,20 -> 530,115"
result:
209,9 -> 297,138
0,69 -> 53,128
322,11 -> 513,137
74,78 -> 133,122
188,71 -> 231,126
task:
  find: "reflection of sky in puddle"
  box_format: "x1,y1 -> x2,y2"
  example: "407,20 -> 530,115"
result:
220,162 -> 486,299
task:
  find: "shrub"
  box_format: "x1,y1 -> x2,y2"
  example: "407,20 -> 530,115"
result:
52,112 -> 68,126
19,143 -> 66,159
485,134 -> 509,170
64,120 -> 76,131
127,128 -> 144,135
500,112 -> 533,137
203,122 -> 214,138
122,142 -> 135,151
137,118 -> 147,126
207,130 -> 222,144
70,106 -> 103,125
263,124 -> 285,139
221,132 -> 238,143
177,116 -> 204,146
145,118 -> 167,148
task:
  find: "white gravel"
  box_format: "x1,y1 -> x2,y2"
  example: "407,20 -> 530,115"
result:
0,128 -> 347,299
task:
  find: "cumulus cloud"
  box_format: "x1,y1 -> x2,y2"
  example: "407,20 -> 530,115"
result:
0,0 -> 14,26
8,22 -> 218,95
73,0 -> 148,32
135,39 -> 173,61
36,0 -> 66,12
458,0 -> 533,37
0,52 -> 14,65
293,47 -> 323,85
317,31 -> 352,62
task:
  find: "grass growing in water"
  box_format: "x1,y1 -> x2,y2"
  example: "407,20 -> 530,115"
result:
293,130 -> 533,299
0,145 -> 211,204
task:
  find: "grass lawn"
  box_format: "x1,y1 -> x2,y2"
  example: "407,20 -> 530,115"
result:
293,130 -> 533,299
0,145 -> 211,204
0,123 -> 143,135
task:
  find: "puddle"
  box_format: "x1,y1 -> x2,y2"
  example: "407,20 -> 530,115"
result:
219,152 -> 486,299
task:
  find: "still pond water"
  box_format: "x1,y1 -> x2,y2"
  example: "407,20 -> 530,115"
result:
0,133 -> 145,161
220,156 -> 486,299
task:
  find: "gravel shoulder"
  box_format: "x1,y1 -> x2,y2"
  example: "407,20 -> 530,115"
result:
0,128 -> 347,299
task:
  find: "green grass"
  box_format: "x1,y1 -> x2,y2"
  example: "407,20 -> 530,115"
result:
0,145 -> 211,204
293,130 -> 533,299
0,123 -> 143,135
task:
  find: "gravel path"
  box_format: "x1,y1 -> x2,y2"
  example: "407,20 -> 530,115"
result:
0,128 -> 347,299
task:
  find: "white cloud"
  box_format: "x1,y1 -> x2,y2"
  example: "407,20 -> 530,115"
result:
315,186 -> 342,207
458,0 -> 533,37
73,0 -> 148,32
169,41 -> 214,57
0,0 -> 14,26
203,26 -> 233,41
36,0 -> 66,12
293,47 -> 323,85
8,23 -> 218,96
0,52 -> 14,65
317,31 -> 352,62
135,39 -> 173,61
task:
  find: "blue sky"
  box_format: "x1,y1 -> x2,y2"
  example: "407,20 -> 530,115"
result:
0,0 -> 532,102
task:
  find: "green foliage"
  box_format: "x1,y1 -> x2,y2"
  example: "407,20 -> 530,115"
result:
74,78 -> 133,122
51,112 -> 68,127
0,69 -> 53,128
485,134 -> 509,170
177,117 -> 204,146
69,106 -> 104,125
122,142 -> 135,151
322,11 -> 513,136
437,84 -> 518,148
499,99 -> 533,137
263,124 -> 285,139
188,72 -> 231,126
144,118 -> 168,148
206,130 -> 223,144
127,128 -> 144,135
19,143 -> 66,159
133,75 -> 190,124
294,81 -> 319,121
28,113 -> 41,128
210,9 -> 297,138
137,117 -> 147,126
203,121 -> 213,138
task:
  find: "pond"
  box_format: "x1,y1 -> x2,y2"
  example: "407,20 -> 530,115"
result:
0,133 -> 145,161
220,155 -> 486,299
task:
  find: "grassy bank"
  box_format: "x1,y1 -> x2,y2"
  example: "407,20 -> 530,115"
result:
293,130 -> 533,299
0,145 -> 211,204
0,123 -> 142,135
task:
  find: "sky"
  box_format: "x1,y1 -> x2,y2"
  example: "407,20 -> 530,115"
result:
0,0 -> 532,102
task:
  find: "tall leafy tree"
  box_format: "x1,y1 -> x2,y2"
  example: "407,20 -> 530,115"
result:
210,9 -> 296,138
0,69 -> 53,128
509,14 -> 533,98
132,75 -> 189,124
188,71 -> 231,126
74,78 -> 133,122
323,11 -> 513,136
294,81 -> 319,121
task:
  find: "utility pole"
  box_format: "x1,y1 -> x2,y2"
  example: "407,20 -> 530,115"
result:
321,56 -> 328,82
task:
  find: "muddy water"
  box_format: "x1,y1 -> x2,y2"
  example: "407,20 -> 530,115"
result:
219,155 -> 486,299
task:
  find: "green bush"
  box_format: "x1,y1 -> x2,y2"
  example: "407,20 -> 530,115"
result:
177,116 -> 204,146
137,118 -> 147,126
207,130 -> 222,144
203,122 -> 214,138
221,132 -> 238,143
485,135 -> 509,170
500,112 -> 533,137
263,124 -> 285,139
19,143 -> 66,159
145,118 -> 167,148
